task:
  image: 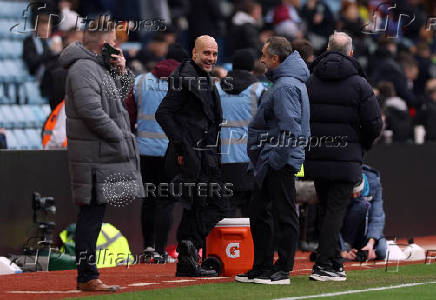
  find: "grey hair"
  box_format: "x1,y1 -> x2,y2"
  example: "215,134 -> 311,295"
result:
265,36 -> 293,63
327,32 -> 353,56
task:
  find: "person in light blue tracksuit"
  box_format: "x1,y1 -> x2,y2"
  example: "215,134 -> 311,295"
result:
132,44 -> 189,263
340,164 -> 387,260
217,49 -> 265,217
235,37 -> 310,285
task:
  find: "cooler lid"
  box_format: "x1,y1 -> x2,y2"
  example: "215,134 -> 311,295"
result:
215,218 -> 250,227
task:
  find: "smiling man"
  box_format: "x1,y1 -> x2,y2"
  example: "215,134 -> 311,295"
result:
156,35 -> 227,277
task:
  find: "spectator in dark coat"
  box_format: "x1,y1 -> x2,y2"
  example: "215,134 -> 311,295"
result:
301,0 -> 335,53
377,81 -> 412,143
41,29 -> 84,110
187,0 -> 224,49
306,32 -> 382,282
372,50 -> 419,108
416,79 -> 436,142
22,14 -> 58,81
227,1 -> 263,57
413,43 -> 433,97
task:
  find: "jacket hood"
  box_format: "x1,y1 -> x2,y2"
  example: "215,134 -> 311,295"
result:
59,41 -> 103,69
151,58 -> 180,78
362,164 -> 380,178
271,50 -> 310,83
311,51 -> 366,81
222,70 -> 257,94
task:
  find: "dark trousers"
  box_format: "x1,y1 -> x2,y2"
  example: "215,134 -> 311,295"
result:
177,196 -> 226,250
227,191 -> 252,218
176,152 -> 229,251
140,155 -> 174,254
314,179 -> 354,268
75,202 -> 106,283
249,165 -> 299,273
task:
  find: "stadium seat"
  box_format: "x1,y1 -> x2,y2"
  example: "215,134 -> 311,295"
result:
23,128 -> 42,149
24,81 -> 48,104
5,129 -> 19,149
9,104 -> 26,128
19,105 -> 39,128
11,129 -> 30,149
0,1 -> 28,18
0,40 -> 23,58
0,104 -> 17,129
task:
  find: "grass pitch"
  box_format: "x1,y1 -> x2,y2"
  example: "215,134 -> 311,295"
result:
74,263 -> 436,300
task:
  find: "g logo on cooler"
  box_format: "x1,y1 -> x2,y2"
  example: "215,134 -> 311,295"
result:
226,242 -> 240,258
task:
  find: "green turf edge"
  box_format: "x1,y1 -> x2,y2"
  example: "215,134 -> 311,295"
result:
68,263 -> 436,300
313,282 -> 436,300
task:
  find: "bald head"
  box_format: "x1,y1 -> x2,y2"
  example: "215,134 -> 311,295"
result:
192,35 -> 218,72
327,32 -> 353,56
194,35 -> 217,50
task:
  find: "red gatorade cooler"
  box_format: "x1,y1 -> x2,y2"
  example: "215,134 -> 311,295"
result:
205,218 -> 254,276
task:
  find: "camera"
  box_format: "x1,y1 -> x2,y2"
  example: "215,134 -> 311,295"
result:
32,192 -> 56,215
355,250 -> 369,262
30,192 -> 57,246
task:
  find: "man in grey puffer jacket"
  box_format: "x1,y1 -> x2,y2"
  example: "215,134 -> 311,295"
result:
59,18 -> 144,292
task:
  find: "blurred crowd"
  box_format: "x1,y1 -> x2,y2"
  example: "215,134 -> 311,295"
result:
19,0 -> 436,144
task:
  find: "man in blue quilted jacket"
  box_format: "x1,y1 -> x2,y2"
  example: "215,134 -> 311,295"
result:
235,36 -> 310,285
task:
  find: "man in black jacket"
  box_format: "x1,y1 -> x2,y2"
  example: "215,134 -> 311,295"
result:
156,35 -> 225,277
305,32 -> 382,281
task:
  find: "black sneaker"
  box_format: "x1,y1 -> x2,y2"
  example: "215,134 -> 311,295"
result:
254,270 -> 290,285
252,269 -> 274,284
234,269 -> 263,283
309,265 -> 347,281
333,264 -> 346,278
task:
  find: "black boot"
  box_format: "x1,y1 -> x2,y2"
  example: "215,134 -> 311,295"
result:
175,240 -> 218,277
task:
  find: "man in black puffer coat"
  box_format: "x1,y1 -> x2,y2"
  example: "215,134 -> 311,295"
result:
305,32 -> 382,282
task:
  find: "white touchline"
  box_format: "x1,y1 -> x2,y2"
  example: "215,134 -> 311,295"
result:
7,290 -> 81,294
274,281 -> 436,300
128,282 -> 158,287
163,279 -> 197,283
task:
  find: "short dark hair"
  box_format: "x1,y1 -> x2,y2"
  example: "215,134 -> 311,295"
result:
398,54 -> 417,70
232,48 -> 255,71
292,38 -> 313,63
265,36 -> 293,63
377,81 -> 396,98
83,15 -> 115,47
239,0 -> 259,15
